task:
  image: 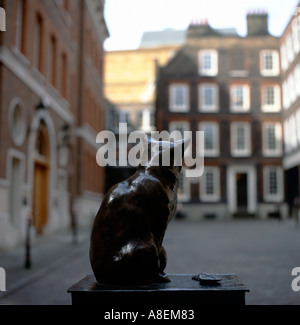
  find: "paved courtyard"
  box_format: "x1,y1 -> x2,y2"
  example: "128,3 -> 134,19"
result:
164,219 -> 300,305
0,218 -> 299,305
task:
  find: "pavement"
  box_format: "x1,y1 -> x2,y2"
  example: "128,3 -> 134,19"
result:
0,218 -> 299,305
0,226 -> 92,304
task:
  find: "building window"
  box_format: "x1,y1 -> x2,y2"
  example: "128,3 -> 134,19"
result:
34,13 -> 43,72
15,0 -> 27,55
261,85 -> 281,112
280,43 -> 288,72
292,16 -> 300,55
63,0 -> 69,11
262,123 -> 282,156
49,35 -> 57,87
169,121 -> 192,157
169,121 -> 190,137
199,122 -> 219,157
200,167 -> 220,202
230,85 -> 250,112
284,115 -> 298,152
198,83 -> 219,112
61,52 -> 68,98
263,167 -> 283,202
9,99 -> 26,147
231,122 -> 251,157
169,84 -> 190,112
294,64 -> 300,98
284,120 -> 291,153
286,34 -> 294,64
260,50 -> 280,76
198,50 -> 218,76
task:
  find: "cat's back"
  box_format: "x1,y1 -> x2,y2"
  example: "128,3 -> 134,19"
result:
99,170 -> 165,216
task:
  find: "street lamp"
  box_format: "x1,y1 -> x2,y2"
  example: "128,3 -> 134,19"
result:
36,99 -> 48,111
24,208 -> 32,269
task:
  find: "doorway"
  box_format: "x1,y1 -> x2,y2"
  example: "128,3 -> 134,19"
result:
227,165 -> 257,215
236,173 -> 248,211
33,162 -> 49,234
32,122 -> 50,235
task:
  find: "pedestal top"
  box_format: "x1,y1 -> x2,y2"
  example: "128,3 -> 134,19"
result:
68,273 -> 249,294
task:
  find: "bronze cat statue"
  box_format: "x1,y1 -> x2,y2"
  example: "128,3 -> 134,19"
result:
90,136 -> 190,285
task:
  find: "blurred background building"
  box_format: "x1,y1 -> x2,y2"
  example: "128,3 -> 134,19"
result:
104,30 -> 186,133
0,0 -> 108,249
156,12 -> 285,220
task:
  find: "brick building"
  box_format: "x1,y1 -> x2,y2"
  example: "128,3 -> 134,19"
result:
281,1 -> 300,215
0,0 -> 108,249
156,13 -> 287,219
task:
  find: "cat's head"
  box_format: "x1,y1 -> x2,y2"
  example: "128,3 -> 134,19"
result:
141,135 -> 190,171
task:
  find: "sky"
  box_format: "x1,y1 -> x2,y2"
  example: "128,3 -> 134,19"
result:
104,0 -> 300,51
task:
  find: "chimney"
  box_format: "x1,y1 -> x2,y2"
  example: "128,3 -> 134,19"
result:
247,10 -> 269,36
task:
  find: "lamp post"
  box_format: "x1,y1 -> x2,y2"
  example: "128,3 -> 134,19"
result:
60,123 -> 77,245
24,209 -> 32,269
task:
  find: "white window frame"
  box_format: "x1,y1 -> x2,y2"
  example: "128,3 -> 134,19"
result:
200,167 -> 220,202
231,122 -> 251,157
289,115 -> 298,150
288,73 -> 296,104
294,64 -> 300,98
280,43 -> 288,72
199,122 -> 219,157
292,16 -> 300,55
8,98 -> 27,147
198,50 -> 218,76
198,83 -> 219,112
169,120 -> 192,157
230,84 -> 250,112
169,83 -> 190,112
263,166 -> 283,202
260,50 -> 280,76
261,85 -> 281,112
286,34 -> 294,64
284,119 -> 291,153
282,79 -> 290,110
262,122 -> 282,157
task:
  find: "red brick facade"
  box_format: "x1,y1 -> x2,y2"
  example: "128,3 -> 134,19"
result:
155,16 -> 286,220
0,0 -> 108,248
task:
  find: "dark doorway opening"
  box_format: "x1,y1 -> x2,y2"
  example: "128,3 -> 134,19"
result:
285,166 -> 299,217
236,173 -> 248,211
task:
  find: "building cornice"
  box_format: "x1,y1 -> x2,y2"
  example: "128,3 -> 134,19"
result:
86,0 -> 109,42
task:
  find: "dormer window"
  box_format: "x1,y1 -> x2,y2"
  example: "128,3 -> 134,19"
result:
198,50 -> 218,76
260,50 -> 280,76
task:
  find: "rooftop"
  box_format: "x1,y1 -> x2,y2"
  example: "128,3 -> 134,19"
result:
139,26 -> 239,48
